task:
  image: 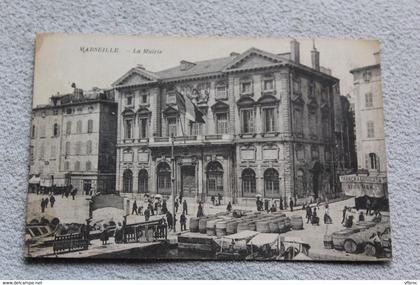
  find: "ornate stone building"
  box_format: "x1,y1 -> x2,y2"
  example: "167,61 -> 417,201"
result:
113,40 -> 354,205
29,87 -> 117,194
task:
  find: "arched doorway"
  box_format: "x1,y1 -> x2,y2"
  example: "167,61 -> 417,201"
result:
122,169 -> 133,193
138,169 -> 148,193
242,168 -> 256,197
157,162 -> 171,194
264,168 -> 280,198
310,161 -> 322,199
206,161 -> 223,196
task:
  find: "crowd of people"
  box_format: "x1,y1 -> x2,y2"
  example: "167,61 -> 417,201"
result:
39,185 -> 79,213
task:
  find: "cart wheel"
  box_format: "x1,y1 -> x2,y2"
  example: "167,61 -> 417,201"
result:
364,242 -> 376,256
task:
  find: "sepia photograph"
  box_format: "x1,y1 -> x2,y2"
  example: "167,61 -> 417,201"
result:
25,34 -> 391,261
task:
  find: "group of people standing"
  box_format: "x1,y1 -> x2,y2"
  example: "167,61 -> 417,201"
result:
303,203 -> 332,226
256,197 -> 295,213
40,195 -> 56,213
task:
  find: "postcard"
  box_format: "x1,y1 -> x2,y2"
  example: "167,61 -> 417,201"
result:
26,33 -> 390,261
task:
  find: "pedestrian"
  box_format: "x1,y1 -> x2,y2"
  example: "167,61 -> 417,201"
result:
100,227 -> 108,245
341,206 -> 347,224
49,194 -> 55,208
174,199 -> 179,213
132,200 -> 138,215
324,204 -> 332,224
366,198 -> 372,215
179,193 -> 183,204
44,196 -> 49,208
183,199 -> 188,215
144,208 -> 150,222
359,211 -> 365,222
148,202 -> 154,216
71,188 -> 77,200
40,198 -> 45,213
211,195 -> 215,206
344,214 -> 354,228
161,199 -> 168,214
166,211 -> 173,230
289,197 -> 294,212
311,208 -> 319,226
226,201 -> 232,212
154,200 -> 159,215
306,205 -> 312,223
279,197 -> 284,210
138,205 -> 143,216
180,213 -> 187,231
256,197 -> 261,211
173,214 -> 177,231
218,193 -> 222,206
264,199 -> 269,212
197,201 -> 204,217
270,204 -> 277,213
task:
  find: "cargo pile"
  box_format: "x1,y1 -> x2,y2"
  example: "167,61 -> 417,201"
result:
189,210 -> 304,238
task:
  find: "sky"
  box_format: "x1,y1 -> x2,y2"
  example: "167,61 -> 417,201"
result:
32,34 -> 380,107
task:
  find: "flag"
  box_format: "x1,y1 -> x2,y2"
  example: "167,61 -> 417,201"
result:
175,91 -> 205,123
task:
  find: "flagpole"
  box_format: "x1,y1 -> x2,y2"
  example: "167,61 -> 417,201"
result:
171,134 -> 176,233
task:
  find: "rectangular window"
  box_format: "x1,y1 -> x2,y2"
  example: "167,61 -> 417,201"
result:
66,108 -> 72,115
293,78 -> 301,93
263,108 -> 275,133
75,142 -> 81,155
365,93 -> 373,107
367,121 -> 375,138
241,109 -> 254,134
263,79 -> 274,91
241,81 -> 252,94
127,96 -> 133,106
216,113 -> 228,134
190,122 -> 202,136
215,85 -> 227,99
141,94 -> 148,104
66,121 -> 71,135
31,125 -> 36,139
124,119 -> 133,139
76,121 -> 82,134
65,142 -> 70,155
140,118 -> 148,138
167,118 -> 177,137
167,92 -> 176,104
87,120 -> 93,133
40,126 -> 46,138
64,161 -> 69,171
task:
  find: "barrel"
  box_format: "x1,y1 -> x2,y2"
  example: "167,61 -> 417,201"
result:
237,222 -> 249,232
206,218 -> 222,236
247,222 -> 256,231
284,217 -> 292,230
215,221 -> 228,238
290,216 -> 304,230
332,229 -> 360,250
199,218 -> 210,234
189,217 -> 199,232
323,234 -> 333,249
256,220 -> 271,233
278,220 -> 288,233
269,221 -> 280,233
226,221 -> 239,234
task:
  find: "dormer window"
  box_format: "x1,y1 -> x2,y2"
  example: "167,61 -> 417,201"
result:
240,79 -> 253,96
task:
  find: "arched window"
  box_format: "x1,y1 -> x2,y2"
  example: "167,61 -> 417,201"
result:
242,168 -> 256,196
53,123 -> 59,137
39,143 -> 45,160
85,161 -> 91,171
369,153 -> 379,170
123,169 -> 133,193
157,162 -> 171,194
86,140 -> 92,154
365,93 -> 373,107
296,169 -> 305,198
207,161 -> 223,195
31,125 -> 36,138
367,121 -> 375,138
138,169 -> 149,193
264,168 -> 280,197
87,119 -> 93,133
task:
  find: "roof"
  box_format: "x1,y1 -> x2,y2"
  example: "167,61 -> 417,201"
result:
248,233 -> 280,247
350,64 -> 380,74
155,56 -> 235,79
223,230 -> 259,240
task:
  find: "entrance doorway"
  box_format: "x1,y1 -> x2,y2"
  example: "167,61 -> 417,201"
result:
181,165 -> 196,197
83,180 -> 92,195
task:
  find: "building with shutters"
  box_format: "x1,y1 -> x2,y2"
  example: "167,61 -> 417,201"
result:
113,40 -> 355,206
29,87 -> 118,194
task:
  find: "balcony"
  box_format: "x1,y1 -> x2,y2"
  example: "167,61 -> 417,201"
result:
174,135 -> 197,142
154,137 -> 170,143
205,134 -> 222,140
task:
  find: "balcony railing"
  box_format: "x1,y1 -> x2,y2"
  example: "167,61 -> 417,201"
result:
174,135 -> 197,141
205,134 -> 223,140
154,137 -> 170,143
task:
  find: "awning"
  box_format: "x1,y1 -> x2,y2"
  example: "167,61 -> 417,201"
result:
28,176 -> 40,184
248,233 -> 280,247
224,230 -> 259,241
40,178 -> 52,187
340,174 -> 387,198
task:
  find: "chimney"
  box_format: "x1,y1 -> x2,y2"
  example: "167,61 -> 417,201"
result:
290,39 -> 300,63
311,41 -> 320,71
230,52 -> 240,57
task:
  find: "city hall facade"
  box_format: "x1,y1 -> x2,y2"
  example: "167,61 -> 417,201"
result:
113,40 -> 354,205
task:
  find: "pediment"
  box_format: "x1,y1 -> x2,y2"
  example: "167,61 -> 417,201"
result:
257,94 -> 279,105
307,98 -> 319,111
122,108 -> 135,116
112,67 -> 159,87
211,101 -> 229,111
137,107 -> 151,116
225,48 -> 284,71
237,96 -> 256,107
162,106 -> 179,116
291,95 -> 305,106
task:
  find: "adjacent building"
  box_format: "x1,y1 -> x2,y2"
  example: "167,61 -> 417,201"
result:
113,40 -> 356,205
29,87 -> 118,194
340,53 -> 388,209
